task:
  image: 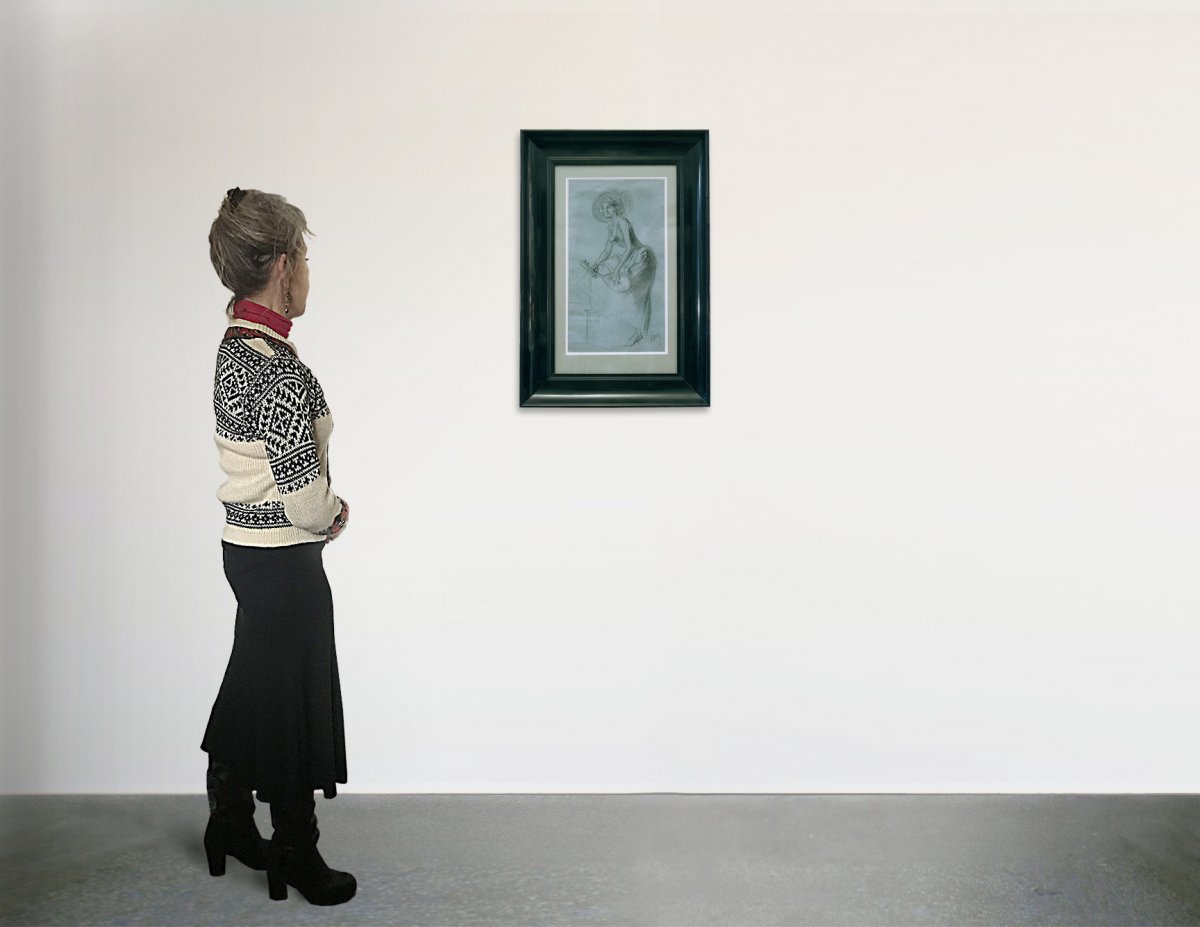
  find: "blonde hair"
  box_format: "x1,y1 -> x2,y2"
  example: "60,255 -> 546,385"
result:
208,188 -> 311,316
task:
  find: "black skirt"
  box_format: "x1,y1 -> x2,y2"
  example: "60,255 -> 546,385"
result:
201,540 -> 347,802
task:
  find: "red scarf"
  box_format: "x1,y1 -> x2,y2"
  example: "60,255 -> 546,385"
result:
232,299 -> 292,339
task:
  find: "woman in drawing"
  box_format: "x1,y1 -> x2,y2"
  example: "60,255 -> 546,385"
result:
580,189 -> 657,347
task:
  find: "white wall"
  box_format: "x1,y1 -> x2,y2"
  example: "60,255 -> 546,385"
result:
3,0 -> 1198,794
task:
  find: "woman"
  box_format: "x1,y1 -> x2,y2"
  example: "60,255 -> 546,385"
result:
579,189 -> 657,348
201,187 -> 355,906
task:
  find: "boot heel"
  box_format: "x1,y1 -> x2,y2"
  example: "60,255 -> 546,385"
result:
206,846 -> 226,877
268,865 -> 288,901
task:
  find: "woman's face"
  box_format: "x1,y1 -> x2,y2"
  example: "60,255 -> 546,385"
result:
287,246 -> 309,317
602,200 -> 616,219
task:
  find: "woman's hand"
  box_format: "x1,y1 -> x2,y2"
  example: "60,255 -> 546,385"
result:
324,497 -> 350,543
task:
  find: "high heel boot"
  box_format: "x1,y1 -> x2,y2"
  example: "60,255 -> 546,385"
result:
203,757 -> 268,875
266,792 -> 357,905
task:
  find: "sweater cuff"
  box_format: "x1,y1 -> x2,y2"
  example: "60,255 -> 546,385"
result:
280,478 -> 342,534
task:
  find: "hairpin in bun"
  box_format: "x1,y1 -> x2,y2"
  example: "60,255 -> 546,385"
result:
226,187 -> 247,209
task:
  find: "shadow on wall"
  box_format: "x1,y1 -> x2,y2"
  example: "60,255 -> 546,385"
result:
0,0 -> 47,797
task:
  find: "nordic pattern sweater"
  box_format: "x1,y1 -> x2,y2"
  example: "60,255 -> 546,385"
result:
213,318 -> 342,546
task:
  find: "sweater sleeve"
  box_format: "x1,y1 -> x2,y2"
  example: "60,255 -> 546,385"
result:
254,358 -> 342,533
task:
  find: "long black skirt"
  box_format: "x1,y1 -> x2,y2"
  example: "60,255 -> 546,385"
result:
201,540 -> 347,802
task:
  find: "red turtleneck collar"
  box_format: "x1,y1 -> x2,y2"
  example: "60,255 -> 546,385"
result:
232,299 -> 292,339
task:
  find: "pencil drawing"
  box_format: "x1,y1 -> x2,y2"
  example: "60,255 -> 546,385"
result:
567,182 -> 663,354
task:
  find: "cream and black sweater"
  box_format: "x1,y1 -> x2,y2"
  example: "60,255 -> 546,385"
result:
213,318 -> 341,546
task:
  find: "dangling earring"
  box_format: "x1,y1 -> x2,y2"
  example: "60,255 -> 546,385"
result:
283,289 -> 291,315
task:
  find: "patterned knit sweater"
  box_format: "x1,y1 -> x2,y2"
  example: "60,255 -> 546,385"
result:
213,318 -> 342,546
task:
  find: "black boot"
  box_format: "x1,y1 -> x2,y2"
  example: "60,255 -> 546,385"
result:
203,757 -> 268,875
266,792 -> 357,905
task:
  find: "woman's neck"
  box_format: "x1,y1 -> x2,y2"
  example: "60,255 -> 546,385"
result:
232,298 -> 292,338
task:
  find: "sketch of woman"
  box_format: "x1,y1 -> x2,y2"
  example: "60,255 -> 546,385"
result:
579,189 -> 657,347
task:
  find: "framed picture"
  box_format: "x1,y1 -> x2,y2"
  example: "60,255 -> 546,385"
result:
520,130 -> 710,407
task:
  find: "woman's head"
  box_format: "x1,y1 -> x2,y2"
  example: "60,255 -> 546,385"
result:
209,187 -> 311,317
592,189 -> 632,222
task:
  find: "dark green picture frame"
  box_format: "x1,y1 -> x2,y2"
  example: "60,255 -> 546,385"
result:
520,130 -> 710,407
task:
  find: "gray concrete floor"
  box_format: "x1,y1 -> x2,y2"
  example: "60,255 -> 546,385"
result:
1,795 -> 1198,926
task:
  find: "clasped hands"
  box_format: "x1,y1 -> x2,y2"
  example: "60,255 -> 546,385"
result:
324,497 -> 350,544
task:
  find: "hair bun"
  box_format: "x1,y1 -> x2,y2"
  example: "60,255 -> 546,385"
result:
226,187 -> 247,209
